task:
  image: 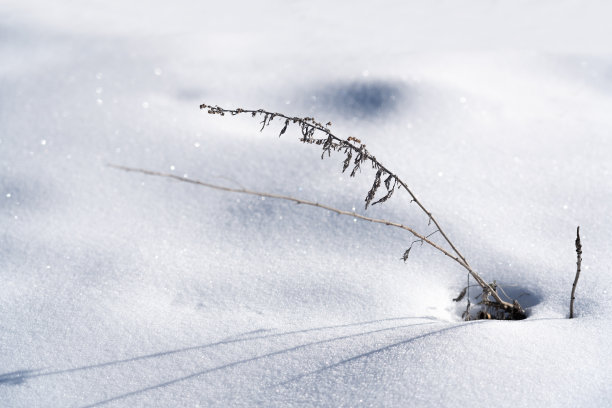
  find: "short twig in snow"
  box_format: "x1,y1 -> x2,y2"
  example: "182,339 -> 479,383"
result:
570,226 -> 582,318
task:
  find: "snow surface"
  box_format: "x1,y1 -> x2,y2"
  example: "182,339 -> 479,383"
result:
2,0 -> 612,406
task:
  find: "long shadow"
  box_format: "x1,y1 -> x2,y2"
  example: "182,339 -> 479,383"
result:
0,370 -> 37,385
80,321 -> 438,407
276,317 -> 579,389
0,316 -> 436,386
278,320 -> 488,386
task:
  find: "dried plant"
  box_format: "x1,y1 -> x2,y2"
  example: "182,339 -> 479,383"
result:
112,103 -> 528,320
199,104 -> 526,320
570,226 -> 582,318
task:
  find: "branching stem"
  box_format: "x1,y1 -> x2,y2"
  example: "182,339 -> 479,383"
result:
199,104 -> 518,314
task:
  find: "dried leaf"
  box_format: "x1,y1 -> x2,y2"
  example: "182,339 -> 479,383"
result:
365,169 -> 383,209
260,114 -> 269,131
350,162 -> 360,177
372,186 -> 394,206
384,174 -> 394,190
342,150 -> 353,173
453,287 -> 467,302
402,247 -> 411,262
320,135 -> 333,159
279,119 -> 289,137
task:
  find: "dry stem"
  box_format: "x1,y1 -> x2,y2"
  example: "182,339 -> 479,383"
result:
109,164 -> 467,267
570,226 -> 582,318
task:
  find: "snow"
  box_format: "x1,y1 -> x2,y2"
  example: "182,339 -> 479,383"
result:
2,0 -> 612,406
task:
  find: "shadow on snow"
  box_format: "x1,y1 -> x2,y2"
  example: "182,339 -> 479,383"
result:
0,316 -> 435,388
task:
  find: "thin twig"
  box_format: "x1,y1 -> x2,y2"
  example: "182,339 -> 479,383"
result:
570,226 -> 582,318
108,164 -> 465,267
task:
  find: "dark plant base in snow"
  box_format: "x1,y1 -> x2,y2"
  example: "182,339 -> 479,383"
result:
457,282 -> 540,320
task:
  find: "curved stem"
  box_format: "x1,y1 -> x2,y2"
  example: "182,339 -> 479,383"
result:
200,105 -> 470,267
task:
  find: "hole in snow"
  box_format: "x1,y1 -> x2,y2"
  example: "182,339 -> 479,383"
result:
456,282 -> 542,320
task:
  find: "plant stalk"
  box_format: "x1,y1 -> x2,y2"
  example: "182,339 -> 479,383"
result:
570,226 -> 582,318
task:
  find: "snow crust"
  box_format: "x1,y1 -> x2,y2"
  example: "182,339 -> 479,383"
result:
1,1 -> 612,406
